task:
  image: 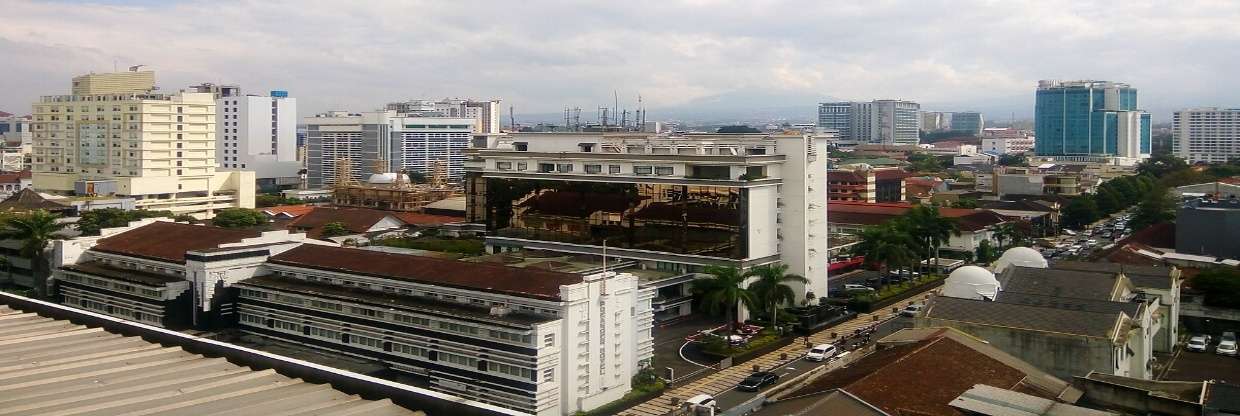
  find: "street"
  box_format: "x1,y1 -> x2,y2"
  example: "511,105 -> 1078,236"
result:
827,269 -> 881,293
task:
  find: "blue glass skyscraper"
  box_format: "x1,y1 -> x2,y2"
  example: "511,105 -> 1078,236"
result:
1034,80 -> 1151,160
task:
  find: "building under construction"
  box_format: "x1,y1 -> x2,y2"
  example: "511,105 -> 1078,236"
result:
331,158 -> 461,212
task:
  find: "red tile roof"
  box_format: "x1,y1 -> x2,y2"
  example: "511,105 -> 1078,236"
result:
261,204 -> 316,218
92,221 -> 261,263
827,201 -> 1008,231
393,212 -> 464,225
286,207 -> 403,238
828,170 -> 868,183
268,244 -> 582,301
0,111 -> 11,117
789,335 -> 1055,416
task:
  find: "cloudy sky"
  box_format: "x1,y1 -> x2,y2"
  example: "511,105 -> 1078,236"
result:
3,0 -> 1239,122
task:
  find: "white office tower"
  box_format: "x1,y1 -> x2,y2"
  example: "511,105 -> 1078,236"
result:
386,98 -> 502,134
192,84 -> 301,192
467,132 -> 831,301
818,100 -> 921,145
304,111 -> 474,187
1173,108 -> 1240,163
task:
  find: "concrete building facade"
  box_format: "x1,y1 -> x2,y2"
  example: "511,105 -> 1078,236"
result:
818,100 -> 921,146
191,84 -> 301,192
304,111 -> 474,187
30,71 -> 255,218
1176,198 -> 1240,260
1172,107 -> 1240,163
387,98 -> 502,135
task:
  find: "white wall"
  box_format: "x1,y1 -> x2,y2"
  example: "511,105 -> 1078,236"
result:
218,94 -> 300,179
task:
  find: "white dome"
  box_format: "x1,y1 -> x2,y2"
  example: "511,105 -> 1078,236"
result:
942,265 -> 1000,300
367,172 -> 409,184
993,246 -> 1047,273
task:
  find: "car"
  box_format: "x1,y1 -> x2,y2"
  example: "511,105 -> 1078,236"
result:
1222,331 -> 1237,343
1187,335 -> 1211,352
900,304 -> 924,317
843,284 -> 875,294
684,394 -> 716,410
737,372 -> 780,392
806,344 -> 839,362
1218,340 -> 1238,356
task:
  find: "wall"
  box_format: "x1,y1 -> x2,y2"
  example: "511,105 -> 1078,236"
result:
1073,375 -> 1202,416
919,318 -> 1116,381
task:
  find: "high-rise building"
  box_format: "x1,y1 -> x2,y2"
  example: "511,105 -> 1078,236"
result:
951,111 -> 984,136
1034,80 -> 1151,162
0,112 -> 32,171
190,83 -> 301,192
30,70 -> 254,218
1172,107 -> 1240,163
304,111 -> 473,188
920,111 -> 951,131
386,98 -> 502,134
817,100 -> 920,145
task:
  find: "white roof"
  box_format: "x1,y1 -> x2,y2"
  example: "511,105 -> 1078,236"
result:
994,247 -> 1048,273
942,265 -> 1001,300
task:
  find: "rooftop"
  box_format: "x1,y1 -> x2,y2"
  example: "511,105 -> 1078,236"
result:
1049,260 -> 1175,290
62,261 -> 184,286
998,266 -> 1126,301
827,201 -> 1009,231
0,188 -> 70,212
285,206 -> 404,238
92,221 -> 262,263
0,303 -> 422,416
269,244 -> 584,301
260,204 -> 316,218
238,274 -> 554,326
924,297 -> 1122,339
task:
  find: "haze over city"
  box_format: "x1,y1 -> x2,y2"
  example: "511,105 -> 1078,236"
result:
4,0 -> 1240,122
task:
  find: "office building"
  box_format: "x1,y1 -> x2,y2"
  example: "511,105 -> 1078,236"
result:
827,167 -> 907,202
951,111 -> 984,136
818,100 -> 921,146
304,111 -> 473,188
1172,107 -> 1240,163
466,132 -> 830,304
982,136 -> 1036,155
191,83 -> 301,192
30,70 -> 255,218
920,111 -> 951,131
387,98 -> 502,134
1034,80 -> 1151,163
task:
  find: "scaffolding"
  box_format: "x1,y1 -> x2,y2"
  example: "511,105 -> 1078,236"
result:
332,159 -> 461,212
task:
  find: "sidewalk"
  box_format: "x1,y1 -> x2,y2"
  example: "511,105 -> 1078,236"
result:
619,289 -> 934,416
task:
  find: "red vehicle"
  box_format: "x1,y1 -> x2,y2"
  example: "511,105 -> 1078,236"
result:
829,256 -> 865,273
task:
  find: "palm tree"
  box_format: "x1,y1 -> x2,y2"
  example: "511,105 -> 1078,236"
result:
906,206 -> 961,273
0,210 -> 68,298
744,264 -> 808,329
853,223 -> 918,290
692,266 -> 756,334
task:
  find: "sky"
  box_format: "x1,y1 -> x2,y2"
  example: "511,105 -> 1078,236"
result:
3,0 -> 1240,123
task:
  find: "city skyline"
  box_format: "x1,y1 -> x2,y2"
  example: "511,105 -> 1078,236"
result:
4,0 -> 1240,123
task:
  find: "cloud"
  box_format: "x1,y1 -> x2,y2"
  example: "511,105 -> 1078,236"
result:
3,0 -> 1240,122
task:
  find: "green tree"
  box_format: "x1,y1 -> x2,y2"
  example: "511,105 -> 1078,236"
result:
173,214 -> 197,223
1190,267 -> 1240,308
211,208 -> 268,228
744,264 -> 808,327
954,198 -> 979,209
905,205 -> 961,272
1062,196 -> 1100,230
0,210 -> 69,298
853,223 -> 918,289
1158,169 -> 1213,188
319,221 -> 350,238
1095,189 -> 1122,215
76,208 -> 180,236
975,239 -> 999,263
997,154 -> 1027,166
255,194 -> 304,208
716,125 -> 762,134
1130,186 -> 1177,231
1109,179 -> 1139,205
1136,154 -> 1188,178
692,266 -> 756,333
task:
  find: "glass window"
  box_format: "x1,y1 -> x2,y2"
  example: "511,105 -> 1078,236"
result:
517,162 -> 528,171
609,165 -> 621,174
634,166 -> 653,175
496,161 -> 512,171
538,163 -> 555,173
556,163 -> 573,173
654,166 -> 674,176
585,164 -> 602,174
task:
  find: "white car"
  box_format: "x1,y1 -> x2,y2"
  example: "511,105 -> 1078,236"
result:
806,344 -> 839,362
684,394 -> 716,410
1218,340 -> 1238,356
1187,335 -> 1210,352
900,304 -> 924,317
843,284 -> 875,294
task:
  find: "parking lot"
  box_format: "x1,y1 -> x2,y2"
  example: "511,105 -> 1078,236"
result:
1041,212 -> 1133,260
1163,348 -> 1240,383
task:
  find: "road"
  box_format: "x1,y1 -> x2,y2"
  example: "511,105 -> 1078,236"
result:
827,269 -> 880,293
710,317 -> 912,410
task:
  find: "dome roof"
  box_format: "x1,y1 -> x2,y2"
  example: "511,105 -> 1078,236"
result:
942,265 -> 1000,300
366,172 -> 409,184
993,246 -> 1047,273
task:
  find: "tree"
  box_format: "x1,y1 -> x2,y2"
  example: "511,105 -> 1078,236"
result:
954,198 -> 979,209
904,205 -> 960,272
320,221 -> 350,238
975,239 -> 999,263
0,210 -> 68,298
173,214 -> 197,223
1062,196 -> 1100,230
1095,189 -> 1122,215
1136,154 -> 1188,178
1130,186 -> 1177,231
744,264 -> 808,328
1191,267 -> 1240,308
692,266 -> 755,333
255,194 -> 304,208
907,153 -> 945,173
1109,179 -> 1139,205
716,125 -> 761,134
997,154 -> 1027,167
211,208 -> 268,228
853,223 -> 918,289
76,208 -> 179,236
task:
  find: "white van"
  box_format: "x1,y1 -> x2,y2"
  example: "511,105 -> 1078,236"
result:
684,394 -> 716,410
806,344 -> 839,362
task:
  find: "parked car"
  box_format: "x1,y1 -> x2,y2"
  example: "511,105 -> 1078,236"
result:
684,394 -> 716,410
900,304 -> 924,317
843,284 -> 875,294
806,344 -> 839,362
1187,335 -> 1211,352
737,372 -> 780,392
1221,331 -> 1237,343
1217,339 -> 1238,356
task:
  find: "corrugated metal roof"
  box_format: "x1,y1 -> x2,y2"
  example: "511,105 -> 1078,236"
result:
0,305 -> 424,416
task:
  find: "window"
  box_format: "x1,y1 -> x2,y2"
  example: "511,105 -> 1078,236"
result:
439,321 -> 479,335
516,162 -> 528,171
609,165 -> 621,174
542,368 -> 555,382
556,163 -> 573,173
544,333 -> 555,347
394,314 -> 431,326
393,343 -> 428,357
496,161 -> 512,171
442,352 -> 477,367
538,163 -> 555,173
274,320 -> 301,332
354,335 -> 383,349
655,166 -> 674,176
584,164 -> 602,174
351,306 -> 384,319
634,166 -> 653,175
488,362 -> 533,378
308,326 -> 340,340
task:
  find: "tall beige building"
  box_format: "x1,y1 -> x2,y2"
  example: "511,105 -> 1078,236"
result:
31,70 -> 254,218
